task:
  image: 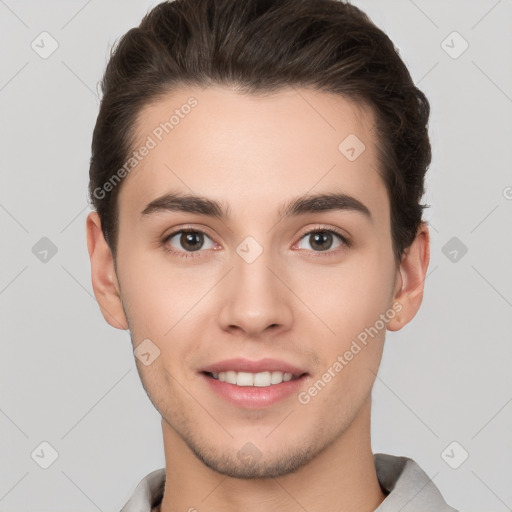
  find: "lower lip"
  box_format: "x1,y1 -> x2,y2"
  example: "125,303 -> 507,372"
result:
200,372 -> 308,409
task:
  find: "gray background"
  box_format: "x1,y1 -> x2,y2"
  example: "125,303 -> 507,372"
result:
1,0 -> 511,510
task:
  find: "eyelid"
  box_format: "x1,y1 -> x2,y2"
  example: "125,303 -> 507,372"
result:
163,223 -> 215,241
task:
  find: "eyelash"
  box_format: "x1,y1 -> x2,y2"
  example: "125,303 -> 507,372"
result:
161,224 -> 351,260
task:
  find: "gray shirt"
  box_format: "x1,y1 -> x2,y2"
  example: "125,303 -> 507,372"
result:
120,453 -> 458,511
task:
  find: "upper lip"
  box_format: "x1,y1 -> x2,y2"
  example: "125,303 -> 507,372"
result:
201,358 -> 308,376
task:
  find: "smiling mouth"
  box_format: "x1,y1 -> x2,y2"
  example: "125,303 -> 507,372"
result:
203,370 -> 305,387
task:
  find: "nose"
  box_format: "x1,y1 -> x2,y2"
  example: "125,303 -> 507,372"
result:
217,247 -> 294,338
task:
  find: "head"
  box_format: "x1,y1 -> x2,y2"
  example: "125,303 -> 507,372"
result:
87,0 -> 431,479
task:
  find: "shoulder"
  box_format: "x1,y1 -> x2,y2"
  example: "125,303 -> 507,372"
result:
374,453 -> 459,512
119,468 -> 166,512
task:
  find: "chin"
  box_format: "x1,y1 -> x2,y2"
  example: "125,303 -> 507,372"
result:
192,442 -> 319,479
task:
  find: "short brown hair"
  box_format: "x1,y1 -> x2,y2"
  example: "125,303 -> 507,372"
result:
88,0 -> 431,263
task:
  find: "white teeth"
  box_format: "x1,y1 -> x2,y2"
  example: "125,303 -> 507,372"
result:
236,371 -> 254,386
214,370 -> 298,387
270,371 -> 283,384
253,371 -> 271,387
225,370 -> 237,384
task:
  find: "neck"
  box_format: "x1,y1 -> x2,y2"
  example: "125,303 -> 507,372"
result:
159,398 -> 386,512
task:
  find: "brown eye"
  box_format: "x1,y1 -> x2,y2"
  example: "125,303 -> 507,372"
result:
296,228 -> 349,253
308,231 -> 334,251
163,229 -> 216,257
178,231 -> 205,251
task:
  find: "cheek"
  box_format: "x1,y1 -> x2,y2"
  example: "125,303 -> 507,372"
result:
117,249 -> 175,339
296,253 -> 394,345
302,264 -> 390,411
118,249 -> 219,358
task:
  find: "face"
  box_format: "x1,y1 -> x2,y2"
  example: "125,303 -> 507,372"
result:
91,85 -> 416,479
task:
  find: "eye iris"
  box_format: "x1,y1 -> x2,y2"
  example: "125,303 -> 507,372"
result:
310,231 -> 332,251
181,231 -> 203,251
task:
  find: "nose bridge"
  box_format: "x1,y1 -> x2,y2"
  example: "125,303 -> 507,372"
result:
217,236 -> 292,335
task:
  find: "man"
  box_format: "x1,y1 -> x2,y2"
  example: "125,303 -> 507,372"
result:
86,0 -> 458,510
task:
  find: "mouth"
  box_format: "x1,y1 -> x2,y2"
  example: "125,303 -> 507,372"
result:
202,370 -> 305,387
199,358 -> 309,409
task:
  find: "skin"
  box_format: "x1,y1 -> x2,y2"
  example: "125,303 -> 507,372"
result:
86,85 -> 429,512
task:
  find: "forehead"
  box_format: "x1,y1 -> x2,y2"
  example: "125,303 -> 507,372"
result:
117,85 -> 388,224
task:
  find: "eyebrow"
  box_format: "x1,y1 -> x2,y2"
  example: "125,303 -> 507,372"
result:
140,191 -> 372,222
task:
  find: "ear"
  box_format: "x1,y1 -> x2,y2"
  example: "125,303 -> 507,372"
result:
387,221 -> 430,332
86,211 -> 128,330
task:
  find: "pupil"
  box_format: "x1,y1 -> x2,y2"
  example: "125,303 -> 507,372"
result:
311,232 -> 332,251
182,231 -> 202,251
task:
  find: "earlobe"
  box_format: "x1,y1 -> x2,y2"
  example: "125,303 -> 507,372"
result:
86,211 -> 129,330
387,222 -> 430,332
